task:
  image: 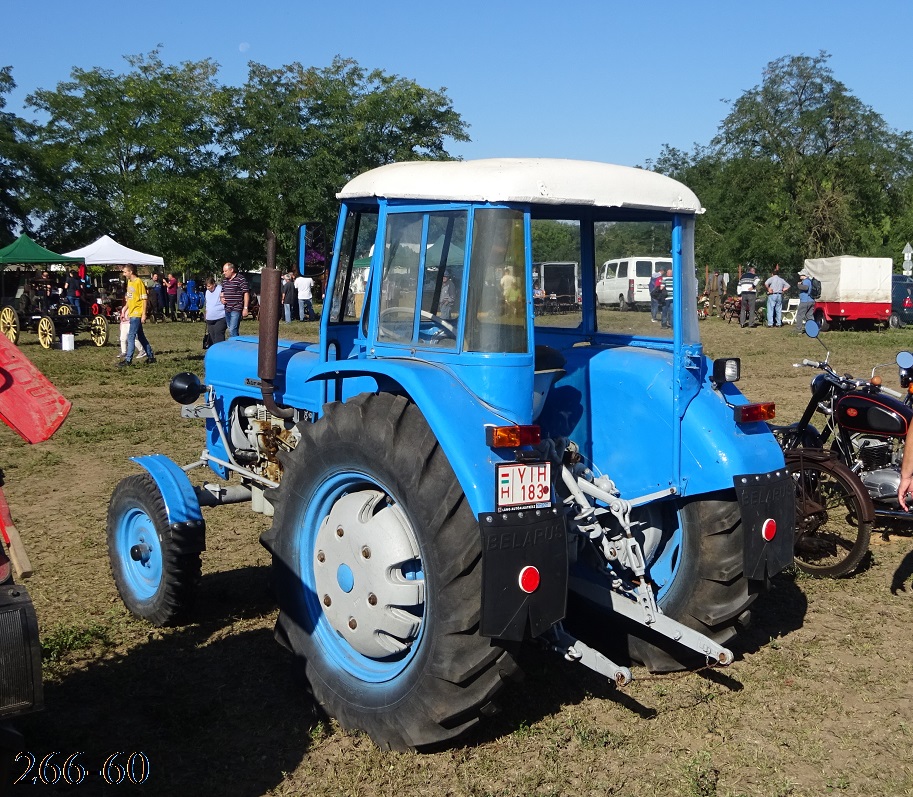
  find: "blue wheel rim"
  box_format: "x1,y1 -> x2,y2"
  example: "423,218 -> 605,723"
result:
645,515 -> 683,605
297,470 -> 426,684
115,506 -> 162,601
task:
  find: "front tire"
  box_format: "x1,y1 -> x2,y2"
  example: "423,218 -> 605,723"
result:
262,394 -> 516,750
107,474 -> 202,625
787,454 -> 871,577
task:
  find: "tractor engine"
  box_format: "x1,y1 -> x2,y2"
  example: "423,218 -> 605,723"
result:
227,400 -> 300,484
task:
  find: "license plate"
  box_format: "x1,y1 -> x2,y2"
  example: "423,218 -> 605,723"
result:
496,462 -> 552,510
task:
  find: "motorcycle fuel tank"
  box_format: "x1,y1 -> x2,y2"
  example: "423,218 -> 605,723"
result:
835,393 -> 913,438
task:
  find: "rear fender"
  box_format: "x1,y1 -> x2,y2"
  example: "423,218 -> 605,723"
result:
305,359 -> 521,515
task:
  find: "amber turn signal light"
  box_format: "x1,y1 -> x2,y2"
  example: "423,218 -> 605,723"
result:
485,425 -> 541,448
733,403 -> 776,423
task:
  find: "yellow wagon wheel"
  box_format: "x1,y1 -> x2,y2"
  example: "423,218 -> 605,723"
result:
37,316 -> 57,349
0,306 -> 20,345
57,304 -> 73,316
90,314 -> 108,347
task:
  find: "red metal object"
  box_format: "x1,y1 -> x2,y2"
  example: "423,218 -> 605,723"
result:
0,334 -> 71,443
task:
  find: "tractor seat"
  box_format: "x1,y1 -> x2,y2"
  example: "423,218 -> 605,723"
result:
533,345 -> 567,420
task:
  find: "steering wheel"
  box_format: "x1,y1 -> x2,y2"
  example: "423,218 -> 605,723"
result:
378,307 -> 456,339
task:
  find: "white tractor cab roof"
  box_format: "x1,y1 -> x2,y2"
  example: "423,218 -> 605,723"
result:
338,158 -> 704,214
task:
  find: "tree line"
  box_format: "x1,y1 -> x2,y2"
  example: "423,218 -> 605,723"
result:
1,50 -> 910,277
648,51 -> 913,275
0,51 -> 467,273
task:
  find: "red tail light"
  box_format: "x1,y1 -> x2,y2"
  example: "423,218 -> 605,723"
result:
733,403 -> 776,423
486,425 -> 541,448
904,297 -> 912,309
628,278 -> 634,292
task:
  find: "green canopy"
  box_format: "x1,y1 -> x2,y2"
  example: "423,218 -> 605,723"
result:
0,234 -> 84,267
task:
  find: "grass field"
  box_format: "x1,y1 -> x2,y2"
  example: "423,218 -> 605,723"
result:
4,310 -> 913,796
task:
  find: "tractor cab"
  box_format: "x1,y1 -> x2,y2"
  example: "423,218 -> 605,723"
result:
317,158 -> 745,504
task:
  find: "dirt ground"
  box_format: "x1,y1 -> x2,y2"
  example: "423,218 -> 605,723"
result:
3,313 -> 913,796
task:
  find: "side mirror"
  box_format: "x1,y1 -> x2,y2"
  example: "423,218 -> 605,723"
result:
297,222 -> 327,277
804,319 -> 820,338
897,351 -> 913,370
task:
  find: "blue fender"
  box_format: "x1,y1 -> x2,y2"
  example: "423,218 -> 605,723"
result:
131,454 -> 204,526
304,359 -> 525,516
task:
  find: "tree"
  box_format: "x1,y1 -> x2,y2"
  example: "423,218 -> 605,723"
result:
0,67 -> 33,244
24,50 -> 233,264
650,53 -> 913,272
222,57 -> 469,269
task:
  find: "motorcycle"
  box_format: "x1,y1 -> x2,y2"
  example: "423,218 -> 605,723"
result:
769,319 -> 913,576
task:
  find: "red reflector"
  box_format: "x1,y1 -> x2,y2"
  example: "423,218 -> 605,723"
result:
761,518 -> 777,542
847,407 -> 858,417
733,402 -> 776,423
486,425 -> 541,448
518,566 -> 540,594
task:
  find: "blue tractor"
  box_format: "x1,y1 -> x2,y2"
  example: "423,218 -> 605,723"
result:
107,159 -> 794,750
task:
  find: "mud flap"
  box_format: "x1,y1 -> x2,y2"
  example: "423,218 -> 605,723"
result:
479,508 -> 568,641
735,468 -> 795,580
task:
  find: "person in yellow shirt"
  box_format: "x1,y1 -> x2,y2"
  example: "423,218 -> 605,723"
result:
117,264 -> 156,367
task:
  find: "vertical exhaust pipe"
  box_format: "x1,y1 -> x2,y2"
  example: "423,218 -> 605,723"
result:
258,230 -> 294,419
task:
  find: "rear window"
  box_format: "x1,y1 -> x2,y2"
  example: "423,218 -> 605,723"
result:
635,261 -> 654,277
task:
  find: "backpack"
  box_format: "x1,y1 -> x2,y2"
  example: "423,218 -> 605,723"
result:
810,278 -> 822,300
649,276 -> 664,297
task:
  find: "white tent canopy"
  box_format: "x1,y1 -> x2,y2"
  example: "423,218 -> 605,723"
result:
63,235 -> 164,267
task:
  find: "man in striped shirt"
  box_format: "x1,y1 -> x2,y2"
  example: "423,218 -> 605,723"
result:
660,268 -> 674,329
220,262 -> 250,338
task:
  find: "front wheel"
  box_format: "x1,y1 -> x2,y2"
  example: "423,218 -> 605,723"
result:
786,453 -> 872,577
262,394 -> 516,750
107,474 -> 203,625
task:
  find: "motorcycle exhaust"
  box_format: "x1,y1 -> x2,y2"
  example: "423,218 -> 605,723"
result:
258,231 -> 294,420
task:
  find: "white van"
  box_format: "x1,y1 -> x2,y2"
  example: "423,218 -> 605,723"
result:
596,256 -> 671,310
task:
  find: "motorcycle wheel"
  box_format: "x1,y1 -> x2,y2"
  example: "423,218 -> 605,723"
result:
787,453 -> 872,577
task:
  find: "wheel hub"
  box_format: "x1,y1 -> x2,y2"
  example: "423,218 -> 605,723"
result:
313,489 -> 424,658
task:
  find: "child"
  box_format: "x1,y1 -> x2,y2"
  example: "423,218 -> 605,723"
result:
118,302 -> 146,361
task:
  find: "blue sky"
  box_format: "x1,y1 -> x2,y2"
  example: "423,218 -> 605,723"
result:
4,0 -> 912,167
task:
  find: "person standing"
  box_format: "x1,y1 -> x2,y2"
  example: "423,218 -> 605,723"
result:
64,270 -> 82,315
294,271 -> 316,321
764,271 -> 791,327
117,264 -> 156,367
220,262 -> 250,338
738,266 -> 760,328
204,277 -> 227,344
165,272 -> 178,321
795,270 -> 816,333
709,271 -> 725,316
660,267 -> 674,329
439,271 -> 456,319
649,270 -> 664,322
282,273 -> 296,323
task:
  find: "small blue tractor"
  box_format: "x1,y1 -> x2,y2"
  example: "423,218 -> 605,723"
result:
107,159 -> 794,750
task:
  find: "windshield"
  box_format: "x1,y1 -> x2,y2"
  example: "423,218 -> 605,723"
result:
463,208 -> 528,353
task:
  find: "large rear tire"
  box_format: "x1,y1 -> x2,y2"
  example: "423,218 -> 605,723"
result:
107,474 -> 203,626
625,492 -> 753,672
262,393 -> 517,751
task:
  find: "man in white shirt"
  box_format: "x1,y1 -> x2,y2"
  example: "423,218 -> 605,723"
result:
293,273 -> 316,321
764,271 -> 791,327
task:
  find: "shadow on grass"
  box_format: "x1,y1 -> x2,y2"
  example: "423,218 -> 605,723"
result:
17,567 -> 321,797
